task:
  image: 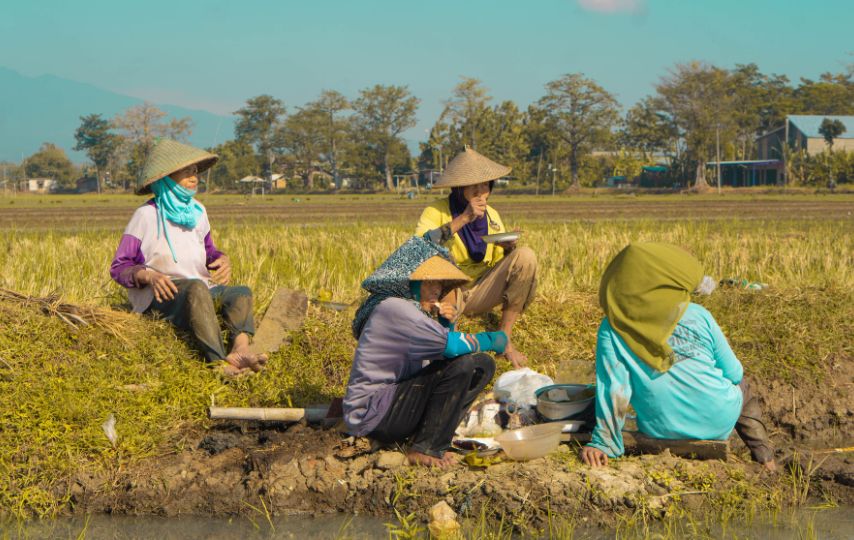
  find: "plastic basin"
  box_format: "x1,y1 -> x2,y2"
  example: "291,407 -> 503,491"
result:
495,423 -> 563,461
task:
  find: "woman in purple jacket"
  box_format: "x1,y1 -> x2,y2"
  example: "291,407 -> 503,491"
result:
110,139 -> 266,376
345,237 -> 507,468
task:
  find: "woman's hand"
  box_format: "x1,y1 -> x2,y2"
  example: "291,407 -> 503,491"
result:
464,196 -> 487,222
136,269 -> 178,302
496,239 -> 516,252
496,229 -> 521,252
438,302 -> 459,322
450,195 -> 487,234
580,446 -> 609,468
208,255 -> 232,285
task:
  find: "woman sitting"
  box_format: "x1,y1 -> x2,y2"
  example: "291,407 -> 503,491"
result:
581,243 -> 776,470
344,237 -> 507,468
110,138 -> 266,376
416,146 -> 537,368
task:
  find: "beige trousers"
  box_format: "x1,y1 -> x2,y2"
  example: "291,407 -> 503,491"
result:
459,246 -> 538,315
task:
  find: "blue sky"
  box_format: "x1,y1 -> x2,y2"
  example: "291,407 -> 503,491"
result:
2,0 -> 852,144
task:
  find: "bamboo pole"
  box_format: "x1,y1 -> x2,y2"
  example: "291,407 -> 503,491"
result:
209,406 -> 330,423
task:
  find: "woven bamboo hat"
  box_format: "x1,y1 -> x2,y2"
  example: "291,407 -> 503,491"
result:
136,139 -> 218,195
433,146 -> 511,188
409,256 -> 471,285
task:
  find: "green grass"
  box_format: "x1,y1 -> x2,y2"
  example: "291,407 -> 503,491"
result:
0,194 -> 851,519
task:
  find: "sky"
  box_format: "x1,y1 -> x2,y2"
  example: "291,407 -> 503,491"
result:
2,0 -> 852,145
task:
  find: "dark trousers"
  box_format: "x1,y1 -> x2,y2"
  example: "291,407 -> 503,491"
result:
735,378 -> 775,464
370,353 -> 496,458
146,279 -> 255,362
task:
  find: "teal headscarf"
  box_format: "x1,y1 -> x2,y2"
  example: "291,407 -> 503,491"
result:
351,236 -> 455,339
150,176 -> 204,263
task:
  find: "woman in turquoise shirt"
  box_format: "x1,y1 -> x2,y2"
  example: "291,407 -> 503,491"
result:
582,243 -> 776,471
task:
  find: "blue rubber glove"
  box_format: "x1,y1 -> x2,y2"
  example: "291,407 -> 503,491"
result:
475,331 -> 508,354
444,331 -> 508,358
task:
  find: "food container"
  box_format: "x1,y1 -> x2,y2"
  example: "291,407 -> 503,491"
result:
495,423 -> 563,461
535,384 -> 595,422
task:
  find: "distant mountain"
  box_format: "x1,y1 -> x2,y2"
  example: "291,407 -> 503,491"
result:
0,67 -> 234,163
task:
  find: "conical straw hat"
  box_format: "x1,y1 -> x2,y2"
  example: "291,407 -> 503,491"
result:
433,146 -> 511,188
136,139 -> 219,194
409,256 -> 471,285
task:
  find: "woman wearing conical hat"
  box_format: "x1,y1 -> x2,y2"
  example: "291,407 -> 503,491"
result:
109,139 -> 266,376
416,147 -> 537,369
345,236 -> 507,468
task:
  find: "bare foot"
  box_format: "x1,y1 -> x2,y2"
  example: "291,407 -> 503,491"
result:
406,450 -> 455,468
501,342 -> 527,369
441,451 -> 460,467
762,460 -> 777,472
219,361 -> 251,377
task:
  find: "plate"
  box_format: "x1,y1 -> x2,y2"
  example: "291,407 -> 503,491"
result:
481,232 -> 521,244
452,437 -> 501,456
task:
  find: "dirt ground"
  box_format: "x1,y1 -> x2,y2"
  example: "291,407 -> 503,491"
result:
64,357 -> 852,529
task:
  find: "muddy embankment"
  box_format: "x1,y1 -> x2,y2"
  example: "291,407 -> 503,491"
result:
65,358 -> 852,528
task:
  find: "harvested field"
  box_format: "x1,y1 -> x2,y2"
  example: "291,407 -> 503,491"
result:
0,192 -> 852,229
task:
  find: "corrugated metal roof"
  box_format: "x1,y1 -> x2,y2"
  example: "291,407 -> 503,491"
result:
788,115 -> 854,139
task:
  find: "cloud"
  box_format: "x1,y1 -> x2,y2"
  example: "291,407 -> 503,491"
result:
578,0 -> 643,14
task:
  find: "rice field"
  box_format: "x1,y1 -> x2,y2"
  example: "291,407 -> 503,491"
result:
0,192 -> 852,519
1,193 -> 852,305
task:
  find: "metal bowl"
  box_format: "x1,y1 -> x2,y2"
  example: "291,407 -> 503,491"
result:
535,384 -> 595,421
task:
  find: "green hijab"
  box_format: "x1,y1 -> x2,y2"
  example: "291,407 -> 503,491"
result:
599,243 -> 703,372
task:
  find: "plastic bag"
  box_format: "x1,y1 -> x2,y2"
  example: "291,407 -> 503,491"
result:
493,368 -> 554,408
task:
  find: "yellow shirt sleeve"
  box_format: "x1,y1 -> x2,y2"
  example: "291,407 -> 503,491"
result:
415,202 -> 450,237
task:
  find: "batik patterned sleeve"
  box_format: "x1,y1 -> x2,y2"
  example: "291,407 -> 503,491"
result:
422,223 -> 454,245
588,319 -> 632,459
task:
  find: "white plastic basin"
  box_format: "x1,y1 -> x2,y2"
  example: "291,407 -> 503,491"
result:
495,423 -> 563,461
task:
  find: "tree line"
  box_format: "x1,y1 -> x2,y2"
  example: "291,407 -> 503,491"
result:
6,60 -> 853,193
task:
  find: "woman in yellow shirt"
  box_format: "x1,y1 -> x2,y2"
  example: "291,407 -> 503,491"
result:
416,147 -> 537,368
